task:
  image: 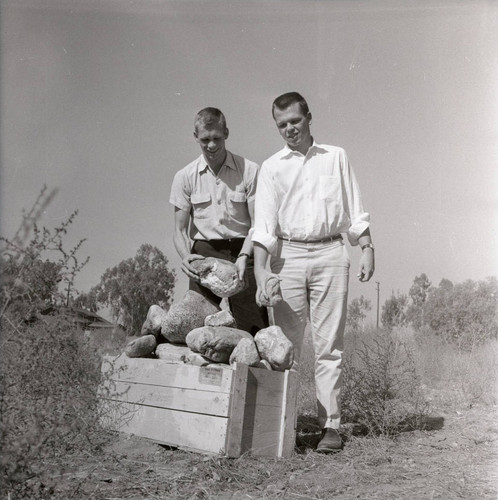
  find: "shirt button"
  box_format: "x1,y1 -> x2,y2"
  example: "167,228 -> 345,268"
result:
218,200 -> 222,205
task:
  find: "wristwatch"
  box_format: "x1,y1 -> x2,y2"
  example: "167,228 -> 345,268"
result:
361,243 -> 375,252
237,252 -> 251,259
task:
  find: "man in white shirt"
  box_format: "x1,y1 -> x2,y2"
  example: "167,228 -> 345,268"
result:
170,107 -> 268,334
253,92 -> 375,452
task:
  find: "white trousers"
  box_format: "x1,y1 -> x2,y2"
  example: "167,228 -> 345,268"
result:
270,239 -> 350,429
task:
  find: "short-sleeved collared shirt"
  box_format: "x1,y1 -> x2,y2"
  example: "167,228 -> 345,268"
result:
252,142 -> 370,254
169,151 -> 259,240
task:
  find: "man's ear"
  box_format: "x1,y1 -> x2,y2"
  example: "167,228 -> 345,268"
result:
307,112 -> 312,123
193,130 -> 198,141
224,128 -> 229,140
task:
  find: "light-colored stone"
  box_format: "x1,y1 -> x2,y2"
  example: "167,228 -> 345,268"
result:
229,338 -> 261,366
205,309 -> 237,328
186,326 -> 253,363
125,334 -> 157,358
257,274 -> 283,307
160,290 -> 220,344
254,325 -> 294,371
141,305 -> 168,337
183,351 -> 211,366
191,257 -> 246,298
155,343 -> 190,362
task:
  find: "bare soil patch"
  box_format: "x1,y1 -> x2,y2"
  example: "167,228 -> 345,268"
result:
42,401 -> 497,499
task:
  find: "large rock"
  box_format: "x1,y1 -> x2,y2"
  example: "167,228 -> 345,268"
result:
160,290 -> 220,344
186,326 -> 253,363
155,343 -> 190,362
254,326 -> 294,371
229,338 -> 261,367
257,274 -> 283,307
125,334 -> 157,358
191,257 -> 246,298
205,309 -> 237,328
141,305 -> 168,337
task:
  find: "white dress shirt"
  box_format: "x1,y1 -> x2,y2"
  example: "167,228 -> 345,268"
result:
252,141 -> 370,255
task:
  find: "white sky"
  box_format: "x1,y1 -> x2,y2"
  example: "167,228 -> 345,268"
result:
1,0 -> 497,320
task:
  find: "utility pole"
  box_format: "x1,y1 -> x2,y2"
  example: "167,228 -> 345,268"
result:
375,281 -> 380,329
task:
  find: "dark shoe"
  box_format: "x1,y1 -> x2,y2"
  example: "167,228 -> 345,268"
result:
316,428 -> 343,453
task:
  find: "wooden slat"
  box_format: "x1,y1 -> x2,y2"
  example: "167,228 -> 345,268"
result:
102,355 -> 233,393
99,379 -> 231,416
224,363 -> 249,457
247,366 -> 286,406
278,369 -> 298,457
240,405 -> 283,456
104,401 -> 229,455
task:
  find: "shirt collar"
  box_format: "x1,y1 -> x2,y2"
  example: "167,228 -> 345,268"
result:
197,150 -> 236,174
280,140 -> 319,159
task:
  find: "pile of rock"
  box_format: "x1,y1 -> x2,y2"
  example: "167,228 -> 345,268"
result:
123,257 -> 292,371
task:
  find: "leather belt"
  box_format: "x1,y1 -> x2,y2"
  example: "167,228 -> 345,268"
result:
278,234 -> 343,244
194,238 -> 245,250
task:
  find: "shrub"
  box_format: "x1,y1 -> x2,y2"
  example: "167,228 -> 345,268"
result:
297,325 -> 428,438
0,317 -> 115,499
341,326 -> 428,436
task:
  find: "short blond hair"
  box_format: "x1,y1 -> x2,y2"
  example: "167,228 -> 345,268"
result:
194,107 -> 227,132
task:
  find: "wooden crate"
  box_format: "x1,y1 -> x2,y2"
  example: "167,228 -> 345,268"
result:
99,355 -> 297,457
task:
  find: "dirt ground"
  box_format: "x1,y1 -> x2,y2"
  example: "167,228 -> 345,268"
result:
46,394 -> 498,500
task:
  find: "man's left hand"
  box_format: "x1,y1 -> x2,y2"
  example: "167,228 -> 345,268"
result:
357,250 -> 375,282
235,255 -> 248,282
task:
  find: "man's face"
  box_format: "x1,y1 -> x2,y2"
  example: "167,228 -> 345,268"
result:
194,123 -> 229,165
273,102 -> 312,153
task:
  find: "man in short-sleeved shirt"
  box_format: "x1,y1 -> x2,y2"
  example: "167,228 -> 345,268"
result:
170,107 -> 268,334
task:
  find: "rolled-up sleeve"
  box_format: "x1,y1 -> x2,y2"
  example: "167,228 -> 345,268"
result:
341,150 -> 370,246
252,162 -> 279,255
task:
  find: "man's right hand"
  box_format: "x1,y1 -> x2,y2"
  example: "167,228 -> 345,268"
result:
181,254 -> 205,282
254,267 -> 273,307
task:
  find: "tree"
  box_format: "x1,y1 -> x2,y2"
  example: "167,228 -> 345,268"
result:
409,273 -> 431,307
381,293 -> 408,330
73,287 -> 99,312
422,277 -> 498,349
92,244 -> 176,334
407,273 -> 432,329
347,295 -> 372,331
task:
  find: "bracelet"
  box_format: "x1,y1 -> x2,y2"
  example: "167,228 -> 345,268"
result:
237,252 -> 251,259
361,243 -> 375,252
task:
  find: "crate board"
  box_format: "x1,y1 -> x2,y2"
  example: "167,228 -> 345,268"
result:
100,354 -> 297,457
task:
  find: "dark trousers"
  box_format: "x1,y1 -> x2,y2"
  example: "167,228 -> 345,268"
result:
190,239 -> 269,335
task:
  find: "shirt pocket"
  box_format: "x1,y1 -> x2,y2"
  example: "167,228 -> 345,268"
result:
318,175 -> 340,200
191,192 -> 212,219
228,191 -> 249,223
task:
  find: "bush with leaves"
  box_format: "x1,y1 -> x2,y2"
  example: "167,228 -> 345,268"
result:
0,319 -> 111,498
1,186 -> 88,322
0,187 -> 121,499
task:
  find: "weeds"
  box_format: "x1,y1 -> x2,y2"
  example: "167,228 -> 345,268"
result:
341,327 -> 429,436
298,326 -> 429,438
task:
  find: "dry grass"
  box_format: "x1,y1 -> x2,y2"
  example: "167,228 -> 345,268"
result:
2,324 -> 497,500
414,329 -> 498,409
